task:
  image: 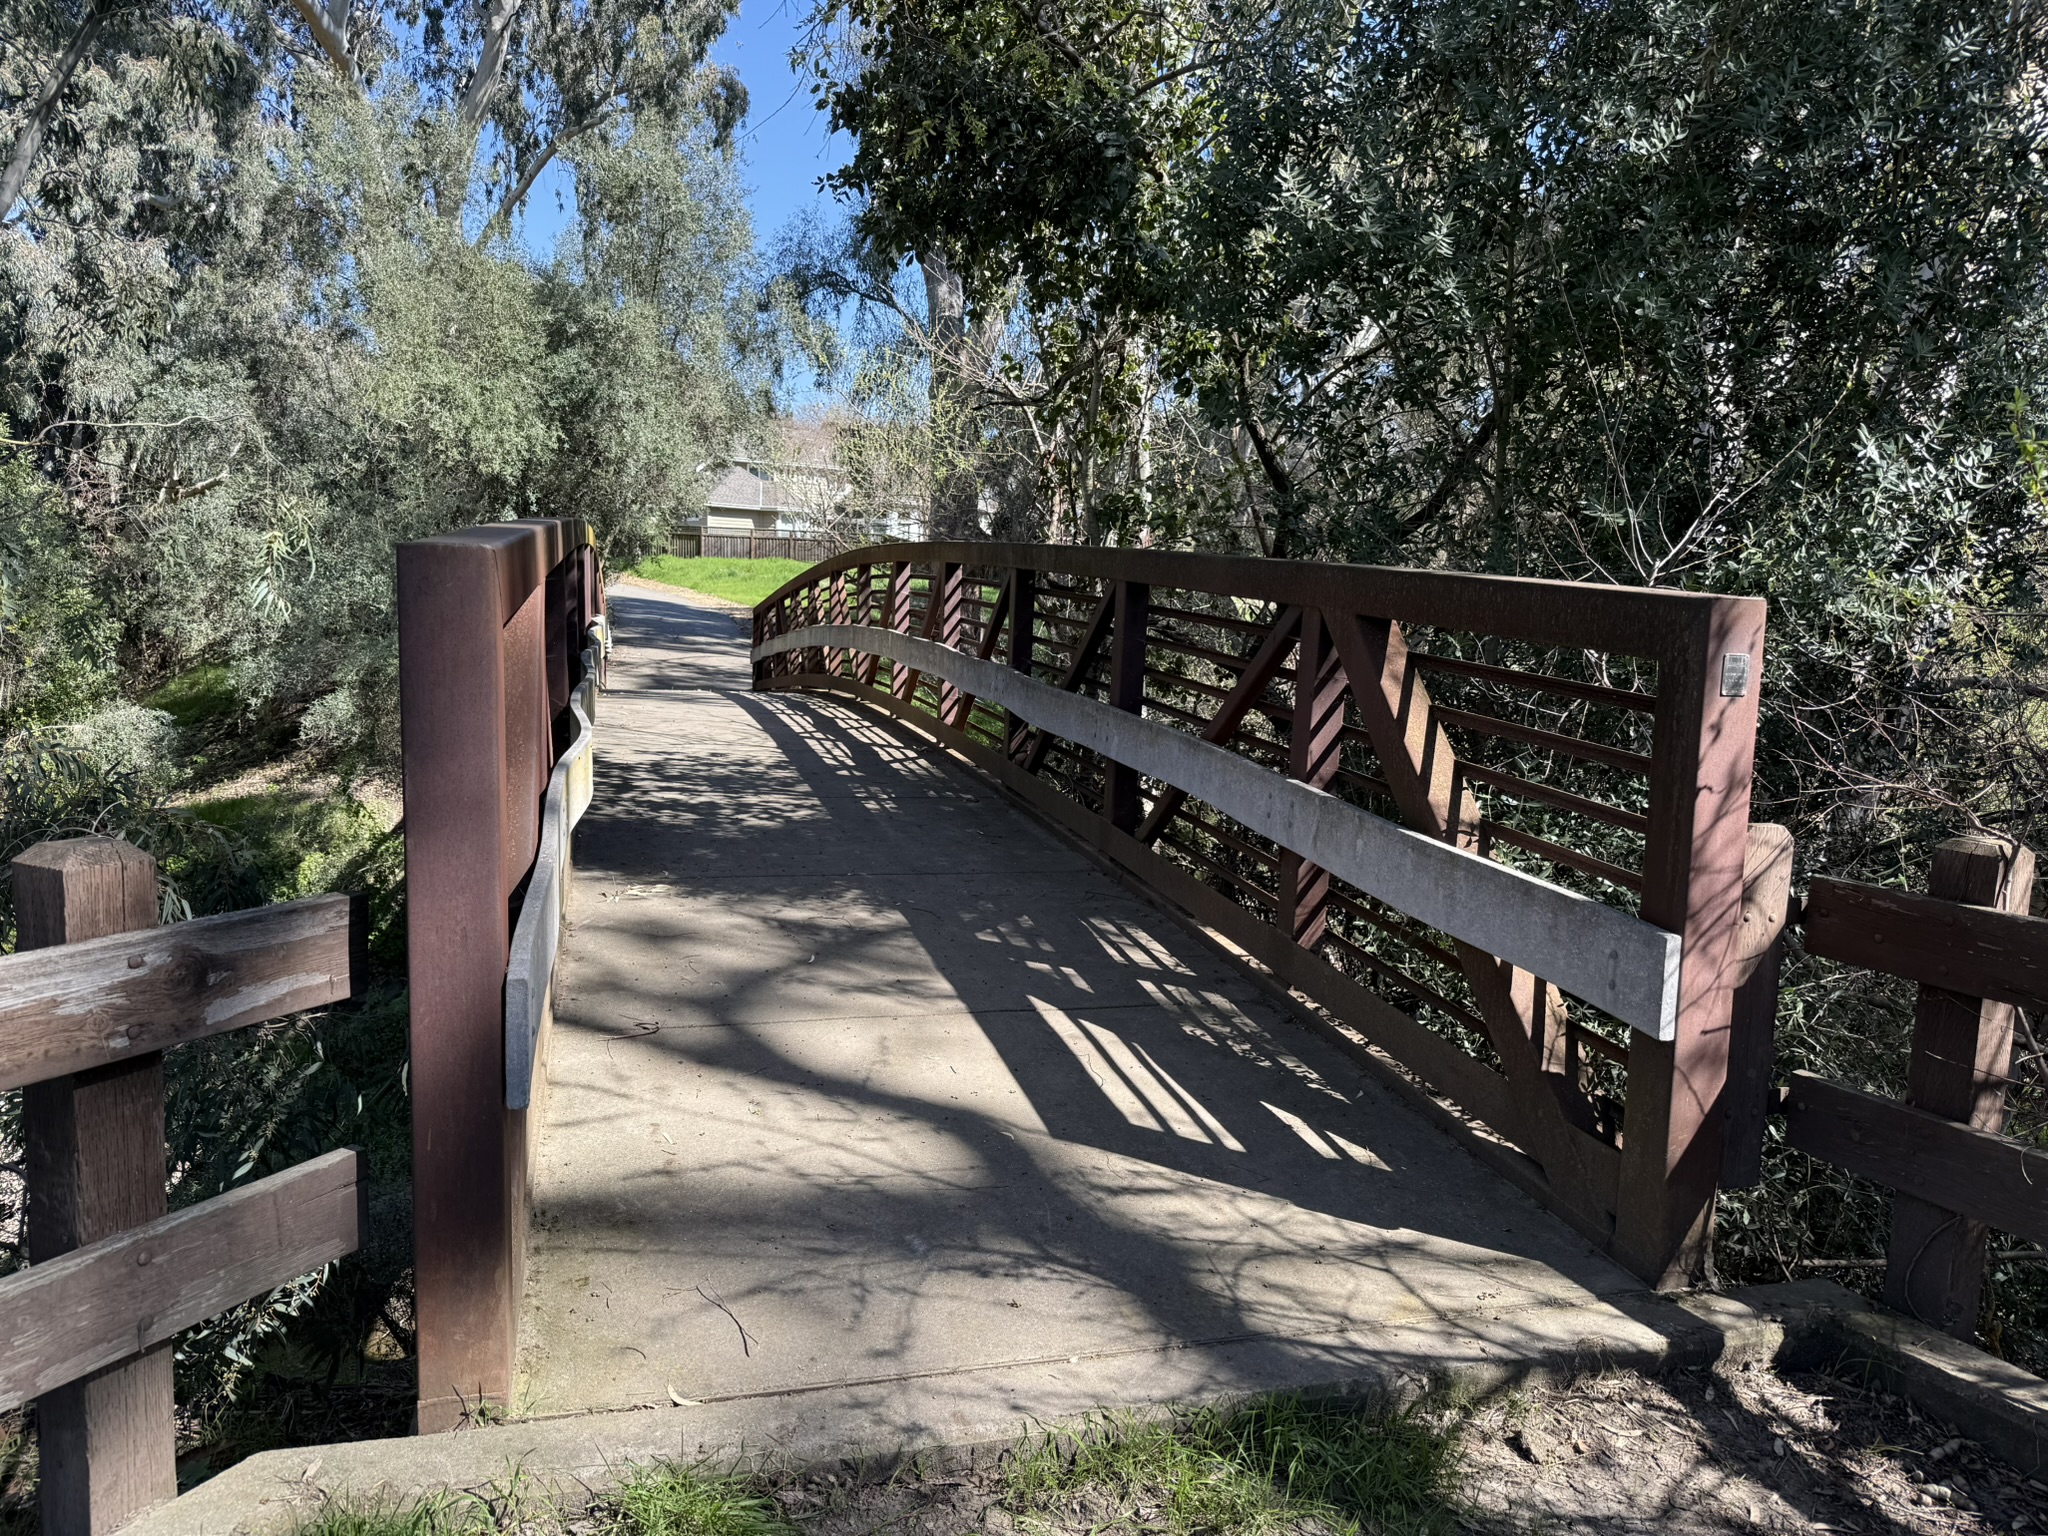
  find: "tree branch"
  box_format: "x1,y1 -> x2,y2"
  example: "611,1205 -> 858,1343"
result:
281,0 -> 358,82
1398,403 -> 1499,535
1021,0 -> 1085,69
456,0 -> 523,129
1234,350 -> 1295,519
481,128 -> 570,238
0,2 -> 110,217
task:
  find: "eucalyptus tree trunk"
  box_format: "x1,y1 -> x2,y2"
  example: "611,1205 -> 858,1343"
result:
920,252 -> 982,539
0,3 -> 109,216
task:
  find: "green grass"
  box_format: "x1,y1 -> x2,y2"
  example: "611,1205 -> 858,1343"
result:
274,1401 -> 1459,1536
284,1465 -> 792,1536
1003,1397 -> 1463,1536
285,1498 -> 454,1536
604,1465 -> 796,1536
187,789 -> 394,905
147,662 -> 238,728
630,556 -> 812,607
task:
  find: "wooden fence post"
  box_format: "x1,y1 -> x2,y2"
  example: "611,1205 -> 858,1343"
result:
1104,580 -> 1151,832
1612,595 -> 1768,1287
1884,833 -> 2038,1337
13,837 -> 176,1536
399,524 -> 553,1432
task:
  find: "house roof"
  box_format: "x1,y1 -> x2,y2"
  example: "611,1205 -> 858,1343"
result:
704,421 -> 844,514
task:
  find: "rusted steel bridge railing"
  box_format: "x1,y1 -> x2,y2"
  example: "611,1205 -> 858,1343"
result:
751,543 -> 1768,1288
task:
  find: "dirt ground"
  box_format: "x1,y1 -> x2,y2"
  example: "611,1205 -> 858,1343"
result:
1454,1365 -> 2046,1534
767,1366 -> 2048,1536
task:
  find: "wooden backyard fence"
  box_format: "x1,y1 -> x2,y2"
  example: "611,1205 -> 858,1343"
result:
0,838 -> 365,1536
669,531 -> 830,563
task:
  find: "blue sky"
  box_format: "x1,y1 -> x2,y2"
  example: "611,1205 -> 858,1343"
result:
513,0 -> 853,261
713,0 -> 855,247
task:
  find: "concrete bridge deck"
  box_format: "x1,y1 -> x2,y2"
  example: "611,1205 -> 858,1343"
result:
518,583 -> 1670,1440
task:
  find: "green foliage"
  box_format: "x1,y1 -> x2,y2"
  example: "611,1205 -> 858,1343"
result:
1003,1397 -> 1461,1536
0,454 -> 120,732
811,0 -> 2048,1350
188,790 -> 392,905
286,1500 -> 455,1536
630,555 -> 811,605
0,0 -> 798,1476
280,1473 -> 559,1536
147,665 -> 238,730
3,0 -> 778,775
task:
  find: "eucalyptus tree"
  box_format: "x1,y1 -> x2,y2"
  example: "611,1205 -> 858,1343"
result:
2,0 -> 768,769
277,0 -> 745,232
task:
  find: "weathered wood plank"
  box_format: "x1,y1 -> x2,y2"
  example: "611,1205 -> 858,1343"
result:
0,893 -> 357,1093
0,1149 -> 363,1416
1803,873 -> 2048,1012
13,836 -> 176,1536
756,624 -> 1682,1037
1782,1072 -> 2048,1249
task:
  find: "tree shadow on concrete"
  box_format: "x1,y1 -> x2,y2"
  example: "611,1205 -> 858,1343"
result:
528,589 -> 1941,1536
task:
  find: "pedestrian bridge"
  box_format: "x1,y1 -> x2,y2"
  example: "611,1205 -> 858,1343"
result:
393,532 -> 1774,1437
22,526 -> 2048,1536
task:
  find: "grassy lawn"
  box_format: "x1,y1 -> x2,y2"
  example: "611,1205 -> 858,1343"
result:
629,556 -> 812,608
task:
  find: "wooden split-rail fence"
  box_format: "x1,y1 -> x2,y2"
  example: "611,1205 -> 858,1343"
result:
0,839 -> 364,1536
3,529 -> 2046,1536
0,517 -> 604,1534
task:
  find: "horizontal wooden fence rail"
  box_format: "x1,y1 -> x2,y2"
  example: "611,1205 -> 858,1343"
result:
1774,833 -> 2046,1340
397,516 -> 604,1431
750,541 -> 1770,1288
0,894 -> 359,1090
0,1149 -> 363,1416
0,836 -> 365,1536
506,620 -> 606,1108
